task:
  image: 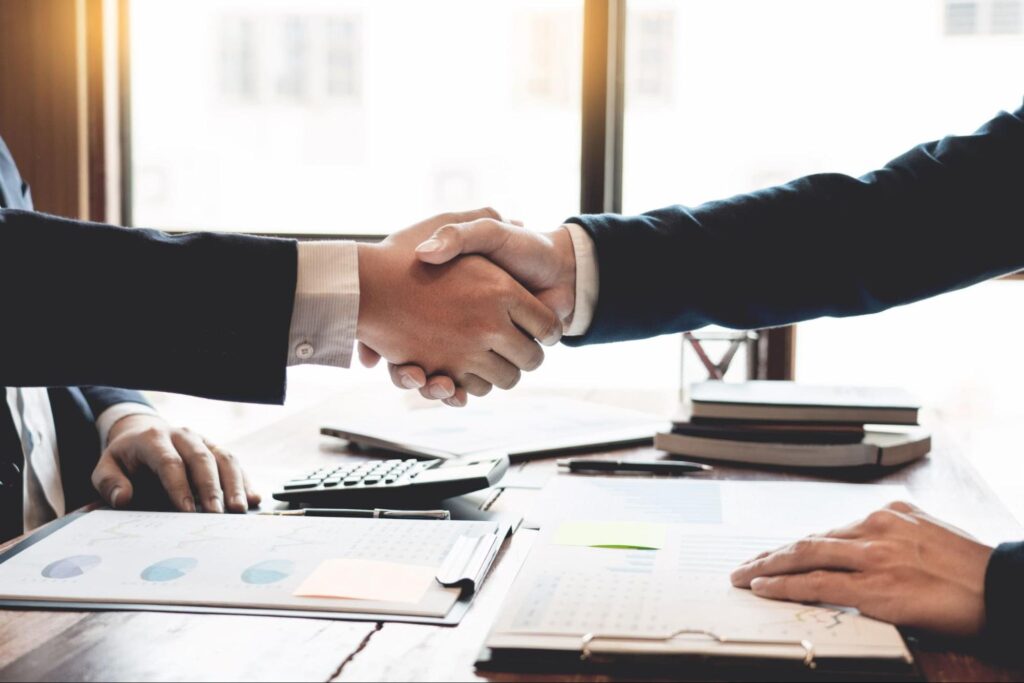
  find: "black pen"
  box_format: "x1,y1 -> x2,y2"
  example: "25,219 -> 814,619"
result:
557,458 -> 711,475
259,508 -> 451,520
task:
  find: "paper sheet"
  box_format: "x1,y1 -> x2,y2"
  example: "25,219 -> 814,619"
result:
553,521 -> 666,550
489,479 -> 914,663
525,476 -> 909,533
0,511 -> 497,618
327,396 -> 667,457
293,559 -> 437,603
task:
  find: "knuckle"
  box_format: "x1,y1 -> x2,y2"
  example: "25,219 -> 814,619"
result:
790,539 -> 814,556
157,455 -> 186,473
885,500 -> 914,513
217,450 -> 238,466
480,206 -> 500,220
865,509 -> 895,531
806,570 -> 829,594
141,426 -> 165,441
862,540 -> 893,564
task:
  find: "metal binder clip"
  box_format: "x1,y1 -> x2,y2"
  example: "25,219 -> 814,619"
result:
579,628 -> 817,669
435,529 -> 504,595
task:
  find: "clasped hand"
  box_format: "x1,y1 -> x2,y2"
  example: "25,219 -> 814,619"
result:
356,208 -> 577,406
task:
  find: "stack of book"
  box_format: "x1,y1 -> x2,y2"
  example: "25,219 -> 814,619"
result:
656,381 -> 930,468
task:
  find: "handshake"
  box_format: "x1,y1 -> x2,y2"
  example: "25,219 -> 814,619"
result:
353,208 -> 580,407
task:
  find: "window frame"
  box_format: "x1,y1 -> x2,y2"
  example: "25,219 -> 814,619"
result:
115,0 -> 796,378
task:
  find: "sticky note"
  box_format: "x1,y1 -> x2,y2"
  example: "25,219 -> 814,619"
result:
293,559 -> 437,603
554,521 -> 667,550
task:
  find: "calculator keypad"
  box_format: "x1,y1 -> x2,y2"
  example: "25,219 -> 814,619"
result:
283,459 -> 430,490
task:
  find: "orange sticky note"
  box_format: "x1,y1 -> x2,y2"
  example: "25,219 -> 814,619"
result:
293,559 -> 437,603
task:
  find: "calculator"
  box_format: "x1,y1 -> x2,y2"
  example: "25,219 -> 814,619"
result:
271,456 -> 509,508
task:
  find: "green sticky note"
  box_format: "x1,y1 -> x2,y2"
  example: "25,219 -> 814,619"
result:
553,521 -> 667,550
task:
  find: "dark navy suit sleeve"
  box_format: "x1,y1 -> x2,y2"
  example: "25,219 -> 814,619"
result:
78,386 -> 151,416
565,100 -> 1024,345
985,542 -> 1024,653
0,210 -> 298,404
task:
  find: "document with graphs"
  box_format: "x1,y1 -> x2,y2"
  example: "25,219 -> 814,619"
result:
483,478 -> 914,672
0,510 -> 500,624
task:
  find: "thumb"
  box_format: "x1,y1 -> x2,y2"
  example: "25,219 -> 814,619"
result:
415,218 -> 514,265
91,450 -> 135,510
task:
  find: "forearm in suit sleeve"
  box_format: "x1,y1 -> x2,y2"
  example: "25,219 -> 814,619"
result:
78,386 -> 151,416
985,541 -> 1024,654
565,101 -> 1024,345
0,211 -> 297,403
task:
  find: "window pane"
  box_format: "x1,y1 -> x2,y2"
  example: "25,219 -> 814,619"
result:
622,0 -> 1024,517
129,0 -> 582,234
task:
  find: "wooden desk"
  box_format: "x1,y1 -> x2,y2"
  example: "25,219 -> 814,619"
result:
1,391 -> 1023,682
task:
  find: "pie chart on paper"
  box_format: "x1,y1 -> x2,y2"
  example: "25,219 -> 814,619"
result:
242,559 -> 294,585
41,555 -> 102,579
141,557 -> 198,582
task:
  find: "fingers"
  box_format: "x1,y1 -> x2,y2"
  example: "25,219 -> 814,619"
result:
445,386 -> 469,408
421,375 -> 456,401
490,323 -> 545,372
242,469 -> 262,508
137,431 -> 197,513
749,570 -> 863,608
459,373 -> 494,398
387,363 -> 427,391
206,440 -> 248,513
358,343 -> 382,368
415,217 -> 514,265
507,289 -> 563,347
91,450 -> 135,510
471,352 -> 522,391
731,538 -> 866,587
169,430 -> 223,513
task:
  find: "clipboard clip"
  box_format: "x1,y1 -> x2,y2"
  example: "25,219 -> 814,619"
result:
580,629 -> 817,669
435,528 -> 504,596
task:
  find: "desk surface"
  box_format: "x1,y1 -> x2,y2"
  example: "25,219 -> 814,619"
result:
1,390 -> 1022,682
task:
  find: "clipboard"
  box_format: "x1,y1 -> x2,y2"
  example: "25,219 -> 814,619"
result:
0,511 -> 509,626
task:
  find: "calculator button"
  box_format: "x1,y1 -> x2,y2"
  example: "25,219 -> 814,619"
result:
343,477 -> 362,486
362,477 -> 380,485
383,477 -> 396,484
322,478 -> 341,487
283,480 -> 319,490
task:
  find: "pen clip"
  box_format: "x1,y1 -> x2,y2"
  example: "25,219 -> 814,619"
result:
435,527 -> 503,595
376,509 -> 451,520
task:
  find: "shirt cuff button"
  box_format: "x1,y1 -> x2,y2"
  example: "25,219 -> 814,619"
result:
295,342 -> 315,360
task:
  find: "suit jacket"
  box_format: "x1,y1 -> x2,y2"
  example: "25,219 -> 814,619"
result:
565,100 -> 1024,650
0,141 -> 298,405
565,100 -> 1024,345
0,136 -> 154,512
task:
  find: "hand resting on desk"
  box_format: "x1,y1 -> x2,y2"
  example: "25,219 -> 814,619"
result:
91,414 -> 261,515
730,500 -> 992,638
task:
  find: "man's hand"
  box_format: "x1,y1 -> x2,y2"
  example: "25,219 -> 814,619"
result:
730,501 -> 993,637
91,414 -> 260,514
355,210 -> 563,404
415,218 -> 577,321
361,216 -> 577,404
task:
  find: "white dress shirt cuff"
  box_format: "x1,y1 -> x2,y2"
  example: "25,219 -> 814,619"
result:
564,223 -> 600,337
96,402 -> 159,447
289,241 -> 360,368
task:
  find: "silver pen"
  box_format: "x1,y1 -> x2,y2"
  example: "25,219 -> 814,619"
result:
259,508 -> 451,520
